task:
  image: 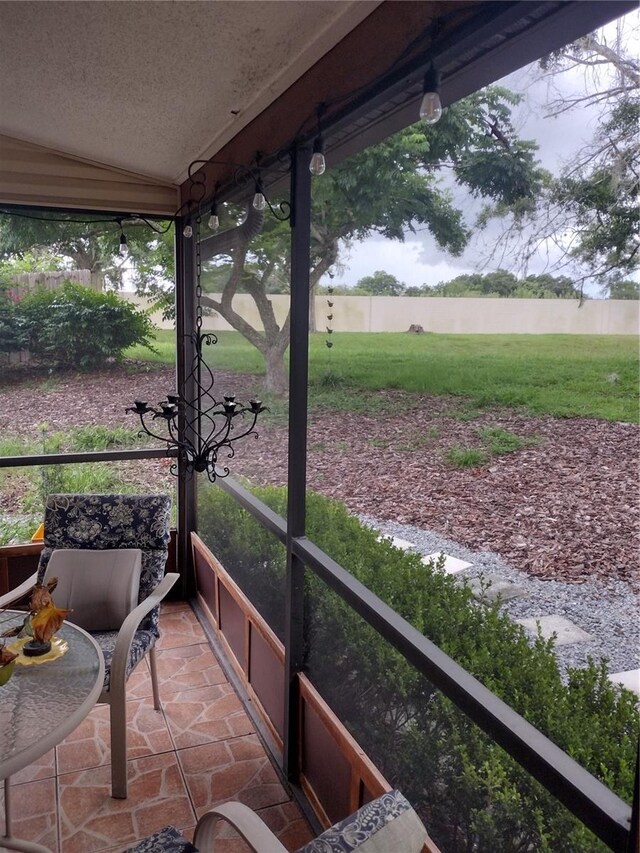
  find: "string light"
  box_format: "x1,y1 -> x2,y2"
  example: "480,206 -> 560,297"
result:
183,224 -> 193,238
419,62 -> 442,124
310,136 -> 326,176
207,182 -> 221,232
207,202 -> 220,232
310,104 -> 326,176
252,179 -> 266,211
117,220 -> 128,257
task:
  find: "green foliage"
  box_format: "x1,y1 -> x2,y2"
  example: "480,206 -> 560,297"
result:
487,30 -> 639,287
479,426 -> 539,455
446,445 -> 489,467
0,518 -> 39,546
0,435 -> 37,456
16,282 -> 156,369
426,270 -> 580,299
69,424 -> 142,451
197,485 -> 638,851
603,277 -> 640,300
0,281 -> 28,354
353,270 -> 406,296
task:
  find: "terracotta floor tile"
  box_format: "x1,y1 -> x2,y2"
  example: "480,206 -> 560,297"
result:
161,601 -> 192,614
11,748 -> 56,784
163,684 -> 254,750
57,703 -> 111,774
153,644 -> 228,693
57,697 -> 173,775
58,752 -> 195,853
5,607 -> 311,853
124,659 -> 153,700
156,609 -> 207,650
208,801 -> 314,853
0,777 -> 58,852
178,734 -> 289,815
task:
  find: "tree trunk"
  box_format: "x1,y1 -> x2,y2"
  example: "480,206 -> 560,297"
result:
264,345 -> 289,395
309,279 -> 317,332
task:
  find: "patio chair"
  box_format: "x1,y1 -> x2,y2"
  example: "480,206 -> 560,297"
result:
125,788 -> 432,852
0,493 -> 178,799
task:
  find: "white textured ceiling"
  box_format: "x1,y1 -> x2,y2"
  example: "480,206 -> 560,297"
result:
0,1 -> 378,185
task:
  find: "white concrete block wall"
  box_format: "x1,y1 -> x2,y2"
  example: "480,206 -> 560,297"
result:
120,292 -> 639,336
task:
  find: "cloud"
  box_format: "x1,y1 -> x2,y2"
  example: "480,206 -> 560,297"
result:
335,236 -> 475,288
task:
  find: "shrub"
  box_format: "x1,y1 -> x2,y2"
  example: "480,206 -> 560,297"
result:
197,484 -> 638,852
0,281 -> 28,354
16,282 -> 156,369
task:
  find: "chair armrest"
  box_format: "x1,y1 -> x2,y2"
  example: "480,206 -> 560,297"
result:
0,571 -> 38,609
194,802 -> 289,853
109,572 -> 180,688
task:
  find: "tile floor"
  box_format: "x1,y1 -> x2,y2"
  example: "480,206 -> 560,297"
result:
1,602 -> 313,853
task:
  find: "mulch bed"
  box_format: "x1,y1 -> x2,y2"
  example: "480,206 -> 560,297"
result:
2,365 -> 638,589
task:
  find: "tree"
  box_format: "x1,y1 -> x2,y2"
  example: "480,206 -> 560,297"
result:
0,211 -> 171,292
353,271 -> 406,296
604,276 -> 639,299
191,86 -> 544,393
480,18 -> 639,292
0,84 -> 545,394
424,270 -> 580,298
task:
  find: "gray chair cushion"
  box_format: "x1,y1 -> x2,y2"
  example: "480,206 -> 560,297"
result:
45,548 -> 142,631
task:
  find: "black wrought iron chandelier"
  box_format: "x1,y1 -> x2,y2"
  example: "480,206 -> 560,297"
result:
127,211 -> 266,482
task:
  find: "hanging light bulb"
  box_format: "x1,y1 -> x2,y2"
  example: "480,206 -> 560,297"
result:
420,62 -> 442,125
208,201 -> 220,232
252,180 -> 266,211
208,183 -> 221,231
183,224 -> 193,238
118,223 -> 128,257
310,135 -> 326,176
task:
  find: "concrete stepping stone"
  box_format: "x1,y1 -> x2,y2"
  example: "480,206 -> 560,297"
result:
608,669 -> 640,696
468,574 -> 528,603
516,614 -> 591,645
377,535 -> 416,551
422,552 -> 472,575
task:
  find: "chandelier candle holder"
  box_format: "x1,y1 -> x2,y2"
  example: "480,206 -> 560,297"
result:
127,347 -> 266,481
128,212 -> 266,481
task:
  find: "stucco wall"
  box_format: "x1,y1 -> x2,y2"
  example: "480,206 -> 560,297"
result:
122,293 -> 639,336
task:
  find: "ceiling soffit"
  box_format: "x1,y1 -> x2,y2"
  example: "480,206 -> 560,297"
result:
0,1 -> 379,186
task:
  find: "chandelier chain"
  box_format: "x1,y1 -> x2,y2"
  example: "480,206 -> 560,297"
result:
195,214 -> 203,331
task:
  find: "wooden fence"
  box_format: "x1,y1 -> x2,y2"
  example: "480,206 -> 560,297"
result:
6,269 -> 103,299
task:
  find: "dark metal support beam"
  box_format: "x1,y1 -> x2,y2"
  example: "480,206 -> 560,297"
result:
0,448 -> 167,468
283,142 -> 312,780
175,216 -> 198,599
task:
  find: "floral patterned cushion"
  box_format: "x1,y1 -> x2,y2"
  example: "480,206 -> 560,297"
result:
92,629 -> 158,691
124,825 -> 197,853
297,790 -> 426,853
37,494 -> 171,636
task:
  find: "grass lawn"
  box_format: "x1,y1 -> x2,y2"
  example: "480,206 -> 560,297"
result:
126,330 -> 639,422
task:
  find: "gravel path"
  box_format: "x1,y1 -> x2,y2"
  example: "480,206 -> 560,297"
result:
359,514 -> 639,680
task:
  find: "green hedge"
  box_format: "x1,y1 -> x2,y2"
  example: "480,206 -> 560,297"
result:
1,282 -> 155,369
198,484 -> 638,852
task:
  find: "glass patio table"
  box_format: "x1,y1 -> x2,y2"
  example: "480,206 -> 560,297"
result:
0,610 -> 105,853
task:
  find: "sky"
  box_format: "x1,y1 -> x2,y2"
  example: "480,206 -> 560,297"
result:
326,11 -> 637,298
